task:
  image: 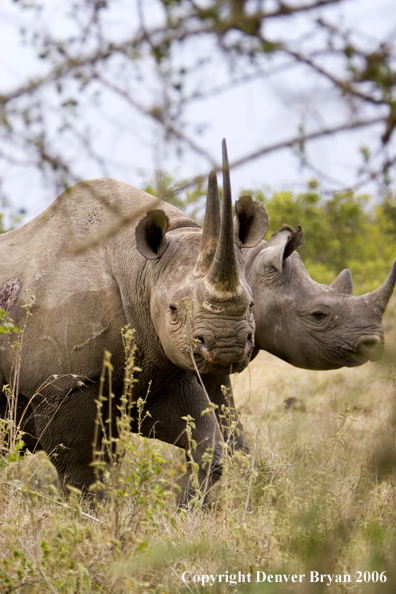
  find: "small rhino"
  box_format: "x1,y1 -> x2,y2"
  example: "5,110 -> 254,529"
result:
244,223 -> 396,369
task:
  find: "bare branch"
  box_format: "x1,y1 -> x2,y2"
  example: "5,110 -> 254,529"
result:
230,116 -> 387,170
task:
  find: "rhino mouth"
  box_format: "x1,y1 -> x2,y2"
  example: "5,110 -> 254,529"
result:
193,353 -> 250,375
194,339 -> 253,373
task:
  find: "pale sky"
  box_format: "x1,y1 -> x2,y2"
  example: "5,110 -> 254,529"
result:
0,0 -> 395,222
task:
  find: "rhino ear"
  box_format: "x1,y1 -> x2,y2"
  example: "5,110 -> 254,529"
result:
135,209 -> 169,260
233,195 -> 269,247
330,269 -> 353,295
264,225 -> 303,272
283,225 -> 303,260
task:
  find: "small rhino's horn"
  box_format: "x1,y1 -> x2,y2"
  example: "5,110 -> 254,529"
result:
366,259 -> 396,316
330,269 -> 353,295
205,139 -> 242,296
194,170 -> 220,277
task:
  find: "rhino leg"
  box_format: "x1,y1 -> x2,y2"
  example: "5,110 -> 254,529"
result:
134,372 -> 224,505
202,374 -> 249,454
32,384 -> 102,495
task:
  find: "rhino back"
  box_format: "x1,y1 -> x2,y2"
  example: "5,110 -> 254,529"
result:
0,178 -> 197,393
0,178 -> 191,251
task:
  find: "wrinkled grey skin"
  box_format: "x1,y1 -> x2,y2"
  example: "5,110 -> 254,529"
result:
0,171 -> 267,503
208,218 -> 396,453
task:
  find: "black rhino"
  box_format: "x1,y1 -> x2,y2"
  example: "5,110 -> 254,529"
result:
0,142 -> 268,503
244,223 -> 396,369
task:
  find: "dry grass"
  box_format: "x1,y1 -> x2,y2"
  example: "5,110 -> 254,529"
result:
1,318 -> 396,593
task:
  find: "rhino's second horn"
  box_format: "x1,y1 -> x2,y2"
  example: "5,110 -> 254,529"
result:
330,269 -> 353,295
194,170 -> 221,278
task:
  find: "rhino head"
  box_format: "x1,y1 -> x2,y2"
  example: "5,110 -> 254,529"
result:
244,223 -> 396,370
135,141 -> 268,375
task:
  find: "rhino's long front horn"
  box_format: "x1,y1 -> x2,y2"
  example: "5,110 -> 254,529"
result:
205,139 -> 242,296
194,171 -> 221,277
366,259 -> 396,316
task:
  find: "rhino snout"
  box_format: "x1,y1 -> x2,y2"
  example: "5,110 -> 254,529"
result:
355,334 -> 384,362
194,332 -> 254,368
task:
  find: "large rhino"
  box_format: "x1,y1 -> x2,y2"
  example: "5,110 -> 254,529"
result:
0,142 -> 268,502
206,212 -> 396,451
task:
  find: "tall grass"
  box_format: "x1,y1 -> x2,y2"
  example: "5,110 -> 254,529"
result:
1,304 -> 396,593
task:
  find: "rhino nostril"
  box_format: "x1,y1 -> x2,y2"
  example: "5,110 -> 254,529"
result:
247,333 -> 253,345
359,336 -> 381,351
194,336 -> 205,346
363,339 -> 380,351
356,335 -> 383,361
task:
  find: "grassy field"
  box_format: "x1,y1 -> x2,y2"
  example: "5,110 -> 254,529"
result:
1,304 -> 396,593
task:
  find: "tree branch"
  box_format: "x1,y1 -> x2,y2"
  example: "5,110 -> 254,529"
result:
230,116 -> 387,170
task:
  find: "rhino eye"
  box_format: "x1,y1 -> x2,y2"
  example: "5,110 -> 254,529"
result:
312,311 -> 327,321
169,304 -> 178,315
